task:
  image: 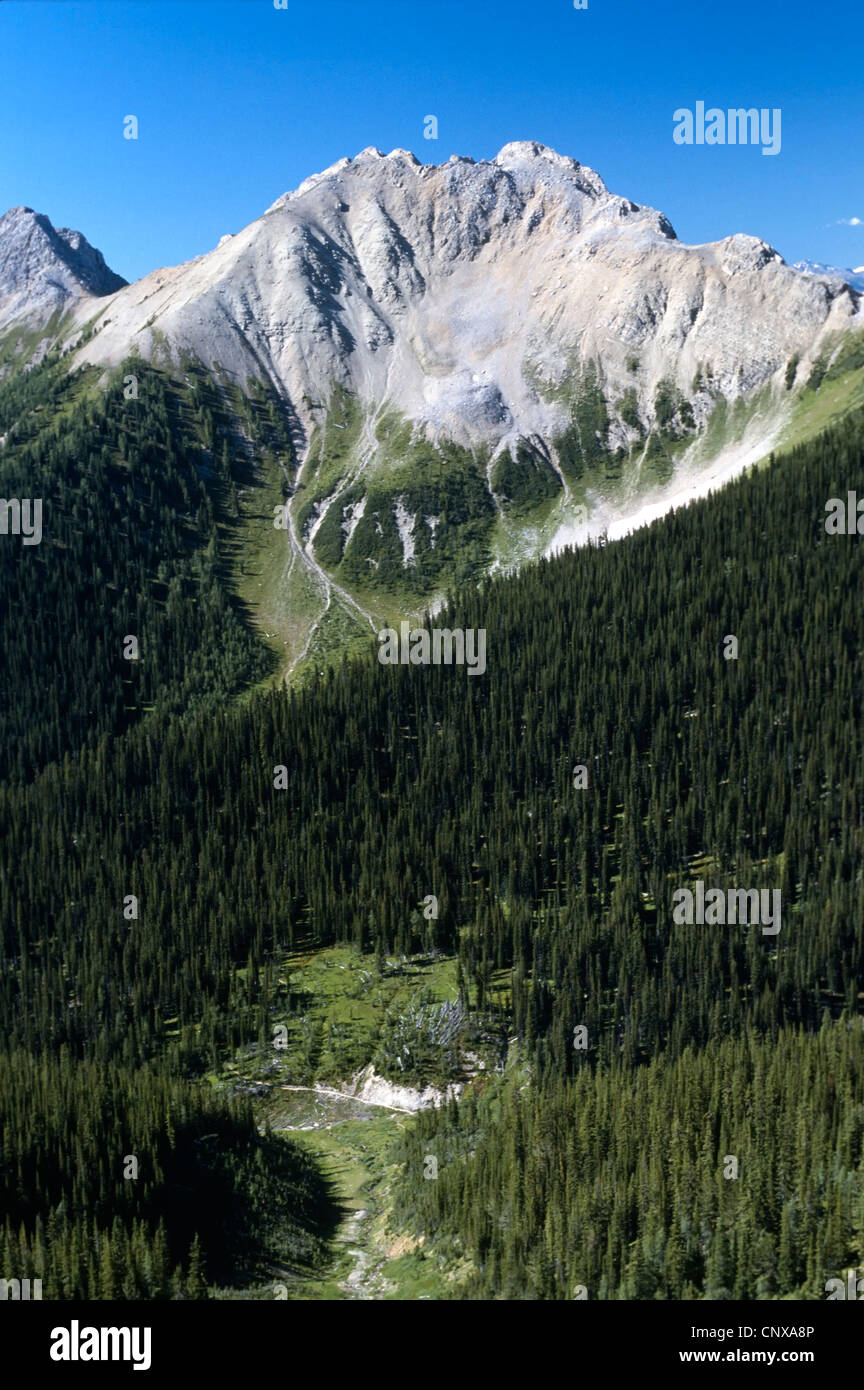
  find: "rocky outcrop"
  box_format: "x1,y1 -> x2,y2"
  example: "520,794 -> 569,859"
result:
0,206 -> 126,332
349,1064 -> 462,1112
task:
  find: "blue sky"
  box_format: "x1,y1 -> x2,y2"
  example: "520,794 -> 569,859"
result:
1,0 -> 862,282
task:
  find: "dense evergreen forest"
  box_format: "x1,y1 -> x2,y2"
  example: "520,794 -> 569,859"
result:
0,353 -> 862,1297
0,352 -> 280,780
0,1052 -> 335,1297
394,1022 -> 864,1299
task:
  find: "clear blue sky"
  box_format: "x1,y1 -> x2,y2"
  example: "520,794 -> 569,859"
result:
1,0 -> 862,282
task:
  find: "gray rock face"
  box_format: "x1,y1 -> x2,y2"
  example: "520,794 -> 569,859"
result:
0,206 -> 126,331
62,142 -> 859,454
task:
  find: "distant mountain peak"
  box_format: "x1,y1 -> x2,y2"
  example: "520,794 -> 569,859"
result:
5,148 -> 862,500
792,260 -> 864,293
0,205 -> 126,334
70,142 -> 855,456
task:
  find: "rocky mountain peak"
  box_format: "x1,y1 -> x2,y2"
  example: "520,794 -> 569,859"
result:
0,205 -> 126,331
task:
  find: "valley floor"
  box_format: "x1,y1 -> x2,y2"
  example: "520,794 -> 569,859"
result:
272,1099 -> 443,1300
211,945 -> 477,1300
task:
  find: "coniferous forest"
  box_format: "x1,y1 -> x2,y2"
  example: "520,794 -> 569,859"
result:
1,352 -> 863,1299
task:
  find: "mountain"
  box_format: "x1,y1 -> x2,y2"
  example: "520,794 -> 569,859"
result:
793,259 -> 864,293
0,206 -> 126,347
67,144 -> 857,452
2,144 -> 863,673
68,145 -> 852,399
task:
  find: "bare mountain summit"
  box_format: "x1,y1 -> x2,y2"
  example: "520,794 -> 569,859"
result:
0,206 -> 126,333
68,141 -> 858,453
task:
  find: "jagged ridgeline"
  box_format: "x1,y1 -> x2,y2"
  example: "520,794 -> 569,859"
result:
0,392 -> 863,1298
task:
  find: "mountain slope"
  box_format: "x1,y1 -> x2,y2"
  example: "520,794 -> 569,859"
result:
3,144 -> 863,674
3,396 -> 864,1298
0,206 -> 125,357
